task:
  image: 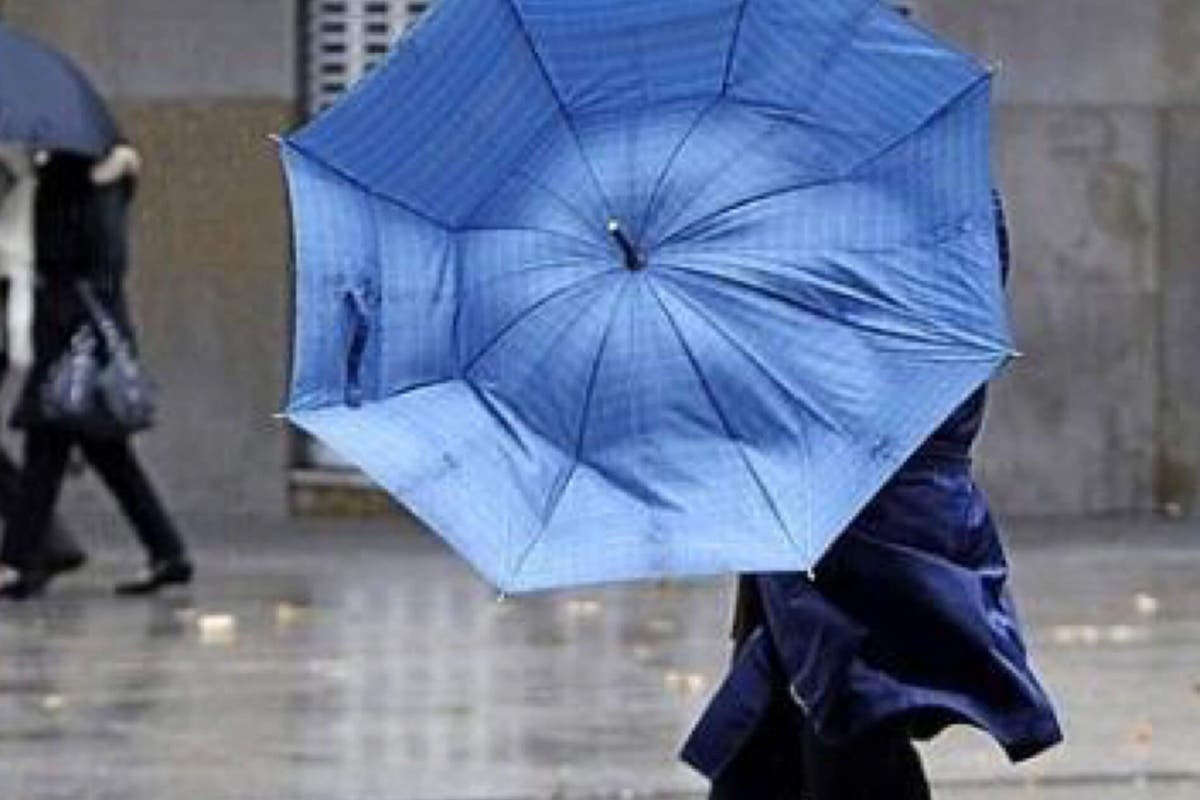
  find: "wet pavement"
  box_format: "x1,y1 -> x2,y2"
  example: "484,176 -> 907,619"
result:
0,514 -> 1197,799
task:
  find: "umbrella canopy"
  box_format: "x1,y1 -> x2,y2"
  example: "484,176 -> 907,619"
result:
0,23 -> 119,157
280,0 -> 1014,593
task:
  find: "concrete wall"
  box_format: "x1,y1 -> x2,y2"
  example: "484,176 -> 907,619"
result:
918,0 -> 1199,518
1,1 -> 1195,520
2,0 -> 298,518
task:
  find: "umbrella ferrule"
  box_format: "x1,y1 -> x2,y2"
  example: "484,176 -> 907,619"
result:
607,219 -> 644,272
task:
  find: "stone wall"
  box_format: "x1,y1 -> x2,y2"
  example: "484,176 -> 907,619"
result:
920,0 -> 1199,517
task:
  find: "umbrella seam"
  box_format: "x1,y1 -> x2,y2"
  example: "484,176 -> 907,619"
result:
633,0 -> 751,239
637,99 -> 723,245
455,225 -> 605,253
659,258 -> 1011,360
456,257 -> 608,303
644,280 -> 803,556
845,72 -> 992,179
460,268 -> 619,376
509,166 -> 606,233
655,255 -> 991,354
282,138 -> 451,232
719,0 -> 753,94
802,0 -> 881,116
501,0 -> 614,221
654,154 -> 838,249
653,73 -> 992,251
652,268 -> 846,438
507,279 -> 632,585
651,275 -> 820,553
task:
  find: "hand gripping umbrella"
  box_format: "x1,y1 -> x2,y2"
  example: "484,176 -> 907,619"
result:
279,0 -> 1014,593
0,23 -> 119,157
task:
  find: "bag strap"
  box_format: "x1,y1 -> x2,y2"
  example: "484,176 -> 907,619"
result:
74,280 -> 129,356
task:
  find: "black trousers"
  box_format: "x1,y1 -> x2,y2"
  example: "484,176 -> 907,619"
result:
0,441 -> 82,562
710,701 -> 931,800
710,577 -> 932,800
1,427 -> 185,571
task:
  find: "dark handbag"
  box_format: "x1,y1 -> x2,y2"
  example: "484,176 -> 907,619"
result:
39,281 -> 156,436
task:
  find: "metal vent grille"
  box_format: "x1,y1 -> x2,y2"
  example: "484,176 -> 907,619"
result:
306,0 -> 431,115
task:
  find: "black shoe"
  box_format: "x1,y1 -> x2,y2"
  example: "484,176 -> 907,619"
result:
0,568 -> 50,601
114,559 -> 194,596
44,550 -> 87,578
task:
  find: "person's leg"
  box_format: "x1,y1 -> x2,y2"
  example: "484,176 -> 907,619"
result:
0,428 -> 74,597
77,436 -> 188,565
710,691 -> 811,800
801,719 -> 931,800
0,443 -> 86,569
708,578 -> 811,800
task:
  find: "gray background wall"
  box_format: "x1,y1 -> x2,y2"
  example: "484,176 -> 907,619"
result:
1,0 -> 1196,521
917,0 -> 1200,517
2,0 -> 298,517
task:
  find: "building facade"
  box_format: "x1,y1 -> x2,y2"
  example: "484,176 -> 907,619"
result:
1,0 -> 1196,521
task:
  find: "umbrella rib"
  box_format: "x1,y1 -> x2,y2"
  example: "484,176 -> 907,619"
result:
720,0 -> 752,92
510,166 -> 608,234
635,0 -> 749,238
653,267 -> 847,436
456,225 -> 605,253
507,280 -> 631,584
634,98 -> 721,241
458,257 -> 607,302
656,73 -> 993,249
657,257 -> 963,351
654,70 -> 991,251
284,138 -> 452,232
461,268 -> 620,376
658,242 -> 1012,357
644,280 -> 803,554
500,0 -> 613,219
843,72 -> 992,178
656,165 -> 839,249
465,381 -> 534,461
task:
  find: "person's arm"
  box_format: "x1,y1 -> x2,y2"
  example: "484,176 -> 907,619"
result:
0,147 -> 37,369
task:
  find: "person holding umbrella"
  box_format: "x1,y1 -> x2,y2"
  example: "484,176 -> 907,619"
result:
0,23 -> 193,599
681,198 -> 1062,799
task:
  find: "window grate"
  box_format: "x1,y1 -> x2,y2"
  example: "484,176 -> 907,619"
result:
305,0 -> 431,115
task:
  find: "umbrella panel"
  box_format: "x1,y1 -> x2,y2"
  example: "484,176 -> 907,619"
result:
282,0 -> 1010,591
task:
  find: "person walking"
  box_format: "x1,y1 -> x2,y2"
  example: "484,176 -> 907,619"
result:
0,143 -> 87,579
682,198 -> 1062,798
0,143 -> 193,600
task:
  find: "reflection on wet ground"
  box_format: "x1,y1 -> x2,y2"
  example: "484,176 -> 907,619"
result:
0,515 -> 1197,799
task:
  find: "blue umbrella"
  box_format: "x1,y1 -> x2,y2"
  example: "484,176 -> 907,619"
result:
0,24 -> 119,156
279,0 -> 1013,593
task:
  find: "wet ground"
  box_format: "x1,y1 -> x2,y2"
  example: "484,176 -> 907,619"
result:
0,514 -> 1197,799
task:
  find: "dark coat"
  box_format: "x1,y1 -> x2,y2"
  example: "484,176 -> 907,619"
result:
12,151 -> 137,429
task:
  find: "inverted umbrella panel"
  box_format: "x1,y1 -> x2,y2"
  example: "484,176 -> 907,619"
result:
281,0 -> 1012,592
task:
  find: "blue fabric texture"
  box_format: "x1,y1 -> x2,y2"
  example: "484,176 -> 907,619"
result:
281,0 -> 1015,592
0,24 -> 119,157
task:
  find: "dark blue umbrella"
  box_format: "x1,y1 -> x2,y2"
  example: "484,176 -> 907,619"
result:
0,23 -> 119,156
279,0 -> 1014,592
